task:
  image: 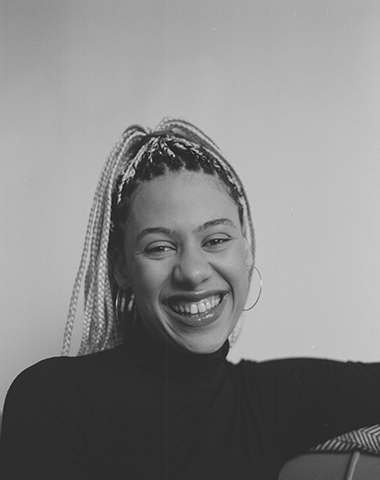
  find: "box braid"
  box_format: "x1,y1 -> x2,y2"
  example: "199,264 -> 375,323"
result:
62,118 -> 255,356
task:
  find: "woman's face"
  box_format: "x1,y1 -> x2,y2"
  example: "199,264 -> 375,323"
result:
115,170 -> 253,354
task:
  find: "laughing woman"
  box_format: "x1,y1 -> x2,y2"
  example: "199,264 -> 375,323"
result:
1,119 -> 380,479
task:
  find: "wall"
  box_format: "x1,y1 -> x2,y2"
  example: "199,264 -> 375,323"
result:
1,0 -> 380,407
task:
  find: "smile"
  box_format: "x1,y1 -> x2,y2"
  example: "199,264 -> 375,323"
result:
169,294 -> 222,316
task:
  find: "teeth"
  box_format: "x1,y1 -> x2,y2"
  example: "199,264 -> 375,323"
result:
170,294 -> 222,316
198,303 -> 207,313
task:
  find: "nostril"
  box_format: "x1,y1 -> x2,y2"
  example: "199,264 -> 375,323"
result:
173,252 -> 213,286
174,265 -> 212,286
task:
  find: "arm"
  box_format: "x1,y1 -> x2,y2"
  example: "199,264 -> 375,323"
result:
247,358 -> 380,464
0,359 -> 92,480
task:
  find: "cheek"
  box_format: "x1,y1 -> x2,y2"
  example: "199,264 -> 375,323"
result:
223,249 -> 249,298
235,269 -> 250,300
129,259 -> 170,299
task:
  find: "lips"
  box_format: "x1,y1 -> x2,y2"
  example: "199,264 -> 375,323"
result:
165,291 -> 229,327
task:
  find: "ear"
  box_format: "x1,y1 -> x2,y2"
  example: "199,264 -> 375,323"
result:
112,247 -> 130,289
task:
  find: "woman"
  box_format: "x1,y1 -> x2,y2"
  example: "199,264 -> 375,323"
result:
1,118 -> 380,479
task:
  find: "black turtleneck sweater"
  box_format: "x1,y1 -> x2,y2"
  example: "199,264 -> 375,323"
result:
1,322 -> 380,480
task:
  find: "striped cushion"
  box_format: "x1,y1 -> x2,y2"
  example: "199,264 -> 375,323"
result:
311,425 -> 380,454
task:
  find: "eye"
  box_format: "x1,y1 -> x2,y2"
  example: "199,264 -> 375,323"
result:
145,242 -> 175,257
206,238 -> 228,246
203,236 -> 231,250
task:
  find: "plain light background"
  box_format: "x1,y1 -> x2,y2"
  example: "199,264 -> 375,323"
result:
1,0 -> 380,408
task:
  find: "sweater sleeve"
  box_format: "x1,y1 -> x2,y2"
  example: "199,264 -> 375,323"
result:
0,358 -> 93,480
242,358 -> 380,465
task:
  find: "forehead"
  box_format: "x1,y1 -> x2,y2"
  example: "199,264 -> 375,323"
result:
127,171 -> 240,233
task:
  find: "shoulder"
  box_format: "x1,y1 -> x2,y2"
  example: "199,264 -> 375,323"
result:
5,345 -> 126,404
234,356 -> 378,378
226,357 -> 348,394
228,357 -> 380,400
233,356 -> 347,376
20,344 -> 124,376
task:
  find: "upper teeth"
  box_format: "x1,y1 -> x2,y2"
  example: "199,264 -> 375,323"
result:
170,294 -> 222,315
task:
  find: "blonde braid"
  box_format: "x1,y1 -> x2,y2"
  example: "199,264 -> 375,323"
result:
62,127 -> 149,355
79,142 -> 123,354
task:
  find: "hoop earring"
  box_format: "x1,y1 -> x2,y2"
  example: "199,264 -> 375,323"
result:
115,286 -> 136,328
243,266 -> 263,311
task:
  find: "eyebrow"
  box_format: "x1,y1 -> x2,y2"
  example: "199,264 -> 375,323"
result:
135,218 -> 237,244
196,218 -> 237,233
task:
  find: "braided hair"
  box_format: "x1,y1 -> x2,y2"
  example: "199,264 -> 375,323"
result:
62,118 -> 255,356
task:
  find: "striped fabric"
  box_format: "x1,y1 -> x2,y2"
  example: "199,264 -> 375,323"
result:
311,425 -> 380,454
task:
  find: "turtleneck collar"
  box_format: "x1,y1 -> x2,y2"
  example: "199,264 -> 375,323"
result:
124,320 -> 230,391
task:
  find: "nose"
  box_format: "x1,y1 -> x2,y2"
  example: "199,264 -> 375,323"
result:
173,245 -> 212,287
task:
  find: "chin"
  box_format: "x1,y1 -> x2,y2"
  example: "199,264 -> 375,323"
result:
169,330 -> 230,355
